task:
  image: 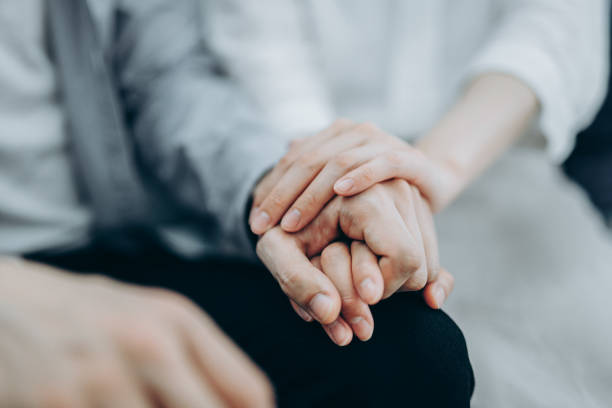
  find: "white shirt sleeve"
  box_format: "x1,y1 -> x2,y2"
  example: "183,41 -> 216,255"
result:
465,0 -> 610,162
201,0 -> 335,137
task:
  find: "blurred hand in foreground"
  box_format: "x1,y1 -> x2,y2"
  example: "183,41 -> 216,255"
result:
0,258 -> 274,408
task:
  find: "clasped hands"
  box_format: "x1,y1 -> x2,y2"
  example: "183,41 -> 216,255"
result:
251,120 -> 459,346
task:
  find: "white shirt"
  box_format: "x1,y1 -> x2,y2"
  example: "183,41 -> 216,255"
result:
204,0 -> 609,162
0,0 -> 92,254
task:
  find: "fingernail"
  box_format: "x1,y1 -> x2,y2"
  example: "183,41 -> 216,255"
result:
251,210 -> 270,233
281,208 -> 301,230
328,321 -> 350,345
350,317 -> 373,341
359,278 -> 377,303
249,206 -> 259,222
434,287 -> 446,309
295,306 -> 313,322
309,293 -> 334,322
334,178 -> 354,193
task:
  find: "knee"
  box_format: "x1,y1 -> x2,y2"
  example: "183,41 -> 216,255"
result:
363,293 -> 474,406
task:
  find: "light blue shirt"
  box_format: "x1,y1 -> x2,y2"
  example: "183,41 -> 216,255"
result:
0,0 -> 287,257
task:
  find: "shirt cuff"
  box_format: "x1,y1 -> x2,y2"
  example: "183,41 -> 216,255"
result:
223,135 -> 287,259
465,42 -> 575,163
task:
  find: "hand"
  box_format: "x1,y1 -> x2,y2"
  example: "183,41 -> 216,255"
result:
256,232 -> 373,346
249,119 -> 459,235
0,258 -> 273,408
294,180 -> 453,306
256,181 -> 454,345
298,242 -> 376,345
300,242 -> 454,345
257,223 -> 453,346
250,119 -> 402,233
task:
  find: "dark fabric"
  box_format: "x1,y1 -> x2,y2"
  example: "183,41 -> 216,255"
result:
28,246 -> 475,407
563,7 -> 612,223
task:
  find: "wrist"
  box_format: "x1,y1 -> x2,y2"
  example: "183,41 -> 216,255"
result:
411,146 -> 467,212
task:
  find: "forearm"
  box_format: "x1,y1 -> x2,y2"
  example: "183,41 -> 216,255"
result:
417,73 -> 539,206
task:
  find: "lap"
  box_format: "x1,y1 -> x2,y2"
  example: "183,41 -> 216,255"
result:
186,259 -> 473,407
31,249 -> 474,407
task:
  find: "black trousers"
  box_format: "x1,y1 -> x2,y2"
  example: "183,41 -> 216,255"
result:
29,245 -> 475,407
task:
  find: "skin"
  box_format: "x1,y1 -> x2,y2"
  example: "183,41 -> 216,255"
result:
252,73 -> 539,344
256,181 -> 454,346
0,257 -> 274,408
0,73 -> 537,405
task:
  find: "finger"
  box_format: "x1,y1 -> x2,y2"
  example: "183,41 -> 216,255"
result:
350,241 -> 384,305
392,182 -> 428,293
135,338 -> 226,408
181,310 -> 275,408
283,118 -> 355,163
422,268 -> 455,309
344,186 -> 423,298
320,242 -> 374,342
322,317 -> 353,347
290,299 -> 314,322
256,228 -> 342,324
251,125 -> 369,235
412,185 -> 441,283
333,149 -> 443,211
250,119 -> 353,220
280,144 -> 389,232
80,359 -> 150,408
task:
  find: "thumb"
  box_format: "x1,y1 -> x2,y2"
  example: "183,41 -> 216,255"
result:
423,268 -> 454,309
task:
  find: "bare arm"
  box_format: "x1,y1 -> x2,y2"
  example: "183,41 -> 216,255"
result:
416,73 -> 540,209
0,258 -> 273,407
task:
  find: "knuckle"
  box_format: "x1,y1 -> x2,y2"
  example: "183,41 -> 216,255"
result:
295,191 -> 317,212
339,293 -> 361,308
332,152 -> 355,170
338,205 -> 362,236
355,121 -> 379,134
252,185 -> 268,205
428,262 -> 441,282
388,178 -> 409,193
357,165 -> 376,185
388,245 -> 422,274
321,242 -> 346,263
384,150 -> 404,167
403,269 -> 428,291
359,192 -> 382,213
276,268 -> 306,300
402,250 -> 424,272
255,227 -> 286,258
296,155 -> 320,174
115,323 -> 167,363
277,154 -> 294,168
142,288 -> 198,321
347,201 -> 371,226
265,192 -> 286,211
354,259 -> 376,277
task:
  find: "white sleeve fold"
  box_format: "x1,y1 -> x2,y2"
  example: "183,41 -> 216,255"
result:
202,0 -> 335,137
465,0 -> 609,162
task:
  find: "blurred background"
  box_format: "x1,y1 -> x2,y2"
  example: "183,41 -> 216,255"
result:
564,22 -> 612,230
